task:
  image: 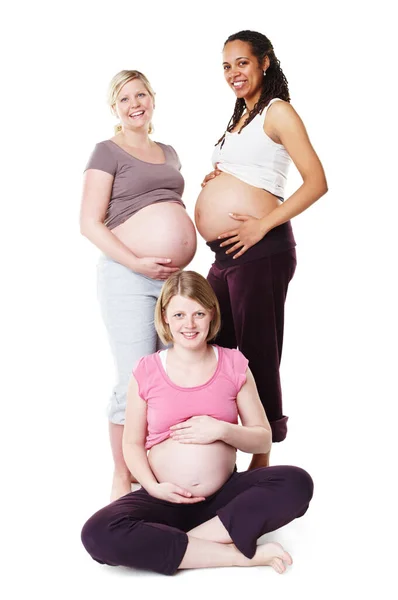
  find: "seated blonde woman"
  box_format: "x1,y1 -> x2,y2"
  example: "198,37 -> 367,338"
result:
81,271 -> 313,575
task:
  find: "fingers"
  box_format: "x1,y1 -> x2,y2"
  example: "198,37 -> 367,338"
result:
228,213 -> 250,221
217,230 -> 239,240
232,246 -> 248,259
173,485 -> 193,497
169,422 -> 190,431
219,235 -> 239,248
225,242 -> 244,255
201,169 -> 221,187
173,495 -> 206,504
153,258 -> 172,264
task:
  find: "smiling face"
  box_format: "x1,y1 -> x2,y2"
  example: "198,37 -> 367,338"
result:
163,295 -> 214,350
113,78 -> 154,132
223,40 -> 268,106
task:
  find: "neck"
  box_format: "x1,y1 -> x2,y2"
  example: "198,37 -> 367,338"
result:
244,89 -> 262,112
169,343 -> 211,365
121,127 -> 151,149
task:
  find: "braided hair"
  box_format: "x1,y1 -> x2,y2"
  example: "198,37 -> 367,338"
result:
217,30 -> 290,146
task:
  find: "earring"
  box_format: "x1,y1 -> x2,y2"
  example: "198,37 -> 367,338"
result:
263,70 -> 267,76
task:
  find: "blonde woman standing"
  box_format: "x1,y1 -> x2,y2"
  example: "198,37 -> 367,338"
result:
80,70 -> 197,500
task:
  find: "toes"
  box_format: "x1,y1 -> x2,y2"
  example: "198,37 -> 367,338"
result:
282,550 -> 293,565
272,558 -> 284,574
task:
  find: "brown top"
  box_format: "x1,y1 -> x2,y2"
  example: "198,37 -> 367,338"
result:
85,140 -> 185,229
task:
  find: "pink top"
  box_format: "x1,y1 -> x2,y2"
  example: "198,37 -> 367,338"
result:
133,345 -> 249,450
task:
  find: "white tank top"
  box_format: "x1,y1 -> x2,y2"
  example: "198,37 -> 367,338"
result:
211,98 -> 291,199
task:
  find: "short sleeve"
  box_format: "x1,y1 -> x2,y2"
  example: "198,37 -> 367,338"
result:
132,356 -> 149,401
84,142 -> 117,175
167,145 -> 182,171
231,349 -> 249,393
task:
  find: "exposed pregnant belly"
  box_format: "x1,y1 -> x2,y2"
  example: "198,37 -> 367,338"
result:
112,202 -> 197,269
195,172 -> 281,242
148,438 -> 237,497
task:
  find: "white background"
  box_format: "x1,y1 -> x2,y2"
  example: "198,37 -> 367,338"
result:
2,0 -> 397,598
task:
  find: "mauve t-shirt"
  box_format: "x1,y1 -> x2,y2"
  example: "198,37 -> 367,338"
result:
85,140 -> 185,229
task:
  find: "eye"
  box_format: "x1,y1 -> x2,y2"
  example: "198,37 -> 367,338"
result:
196,311 -> 206,318
238,61 -> 248,66
138,92 -> 146,97
120,97 -> 128,102
173,313 -> 184,319
223,65 -> 230,71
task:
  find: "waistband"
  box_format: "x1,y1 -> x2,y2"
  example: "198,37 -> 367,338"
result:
206,221 -> 296,269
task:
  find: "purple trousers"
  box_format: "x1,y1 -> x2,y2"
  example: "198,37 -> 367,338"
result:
81,466 -> 313,575
207,236 -> 297,442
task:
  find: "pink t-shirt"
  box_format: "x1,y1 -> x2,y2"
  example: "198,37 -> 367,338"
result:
133,345 -> 249,450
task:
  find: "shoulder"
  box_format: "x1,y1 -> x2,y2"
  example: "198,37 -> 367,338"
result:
158,142 -> 182,169
265,100 -> 303,128
85,140 -> 118,175
133,353 -> 158,376
218,347 -> 249,370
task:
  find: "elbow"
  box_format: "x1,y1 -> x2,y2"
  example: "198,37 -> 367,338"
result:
80,219 -> 90,238
80,219 -> 101,239
259,427 -> 272,454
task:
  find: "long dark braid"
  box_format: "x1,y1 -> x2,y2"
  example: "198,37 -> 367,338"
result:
217,30 -> 290,146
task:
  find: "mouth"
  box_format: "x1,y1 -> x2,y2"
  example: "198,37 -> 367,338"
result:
129,110 -> 145,119
231,80 -> 247,90
181,332 -> 199,340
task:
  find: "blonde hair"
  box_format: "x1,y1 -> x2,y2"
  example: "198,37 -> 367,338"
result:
107,70 -> 156,135
155,271 -> 221,345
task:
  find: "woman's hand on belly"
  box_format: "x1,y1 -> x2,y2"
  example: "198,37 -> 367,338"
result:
201,165 -> 221,188
148,481 -> 206,504
169,415 -> 225,444
218,213 -> 268,259
134,256 -> 180,280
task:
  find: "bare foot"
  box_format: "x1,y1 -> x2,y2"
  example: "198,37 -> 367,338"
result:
110,473 -> 132,502
249,542 -> 293,573
248,452 -> 270,470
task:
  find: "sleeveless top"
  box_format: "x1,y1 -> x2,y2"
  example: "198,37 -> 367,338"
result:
211,98 -> 291,199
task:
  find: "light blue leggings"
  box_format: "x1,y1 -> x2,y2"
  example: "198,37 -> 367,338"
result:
97,255 -> 165,424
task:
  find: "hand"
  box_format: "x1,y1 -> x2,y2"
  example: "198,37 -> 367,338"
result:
149,482 -> 206,504
135,257 -> 180,281
169,416 -> 224,444
201,165 -> 222,188
218,214 -> 268,259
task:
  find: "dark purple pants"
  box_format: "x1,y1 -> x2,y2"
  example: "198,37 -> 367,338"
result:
207,240 -> 297,442
81,466 -> 313,576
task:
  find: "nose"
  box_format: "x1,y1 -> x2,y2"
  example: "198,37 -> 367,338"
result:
185,315 -> 195,329
131,97 -> 141,108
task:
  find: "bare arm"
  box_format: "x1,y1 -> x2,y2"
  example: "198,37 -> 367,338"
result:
122,375 -> 159,493
259,101 -> 328,232
218,102 -> 328,258
220,368 -> 272,453
80,169 -> 179,279
123,375 -> 205,503
80,169 -> 142,270
170,368 -> 271,454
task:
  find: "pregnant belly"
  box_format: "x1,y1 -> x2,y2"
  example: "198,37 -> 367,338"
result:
195,172 -> 281,242
148,438 -> 236,497
112,202 -> 197,269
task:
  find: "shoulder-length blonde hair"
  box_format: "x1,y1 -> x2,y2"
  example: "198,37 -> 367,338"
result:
107,69 -> 156,135
155,271 -> 221,345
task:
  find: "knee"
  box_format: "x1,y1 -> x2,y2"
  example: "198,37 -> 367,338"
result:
282,466 -> 314,504
81,509 -> 116,565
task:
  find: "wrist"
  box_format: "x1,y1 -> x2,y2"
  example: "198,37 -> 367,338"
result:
219,421 -> 230,443
128,255 -> 142,272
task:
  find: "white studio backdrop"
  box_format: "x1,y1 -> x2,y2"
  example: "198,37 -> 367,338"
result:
1,1 -> 396,598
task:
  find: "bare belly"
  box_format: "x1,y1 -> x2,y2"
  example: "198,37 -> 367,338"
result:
112,202 -> 197,268
148,438 -> 236,497
195,172 -> 281,241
